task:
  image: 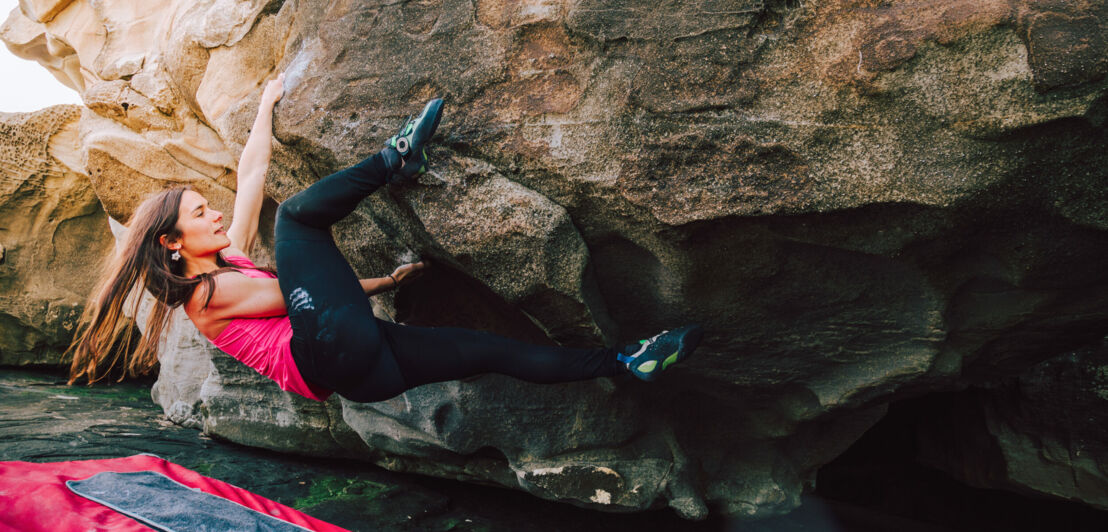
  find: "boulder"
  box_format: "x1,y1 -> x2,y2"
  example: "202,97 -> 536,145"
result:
914,339 -> 1108,510
3,0 -> 1108,520
0,105 -> 112,367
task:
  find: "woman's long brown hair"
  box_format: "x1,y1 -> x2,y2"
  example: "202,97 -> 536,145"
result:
66,186 -> 243,384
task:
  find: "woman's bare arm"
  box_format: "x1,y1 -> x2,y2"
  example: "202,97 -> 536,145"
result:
360,277 -> 396,296
226,73 -> 285,255
197,262 -> 427,321
194,275 -> 287,320
199,274 -> 384,320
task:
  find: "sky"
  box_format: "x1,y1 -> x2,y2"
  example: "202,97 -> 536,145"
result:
0,0 -> 82,112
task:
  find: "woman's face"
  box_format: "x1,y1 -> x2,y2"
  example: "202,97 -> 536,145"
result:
172,190 -> 230,259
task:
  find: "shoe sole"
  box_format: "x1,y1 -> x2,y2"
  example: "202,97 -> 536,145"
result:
632,324 -> 703,382
408,98 -> 443,152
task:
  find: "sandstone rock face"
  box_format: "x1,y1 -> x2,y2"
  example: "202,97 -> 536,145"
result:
912,339 -> 1108,510
0,105 -> 112,366
4,0 -> 1107,520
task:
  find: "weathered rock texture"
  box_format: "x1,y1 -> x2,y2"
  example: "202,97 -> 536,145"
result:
0,106 -> 112,366
5,0 -> 1108,520
913,340 -> 1108,510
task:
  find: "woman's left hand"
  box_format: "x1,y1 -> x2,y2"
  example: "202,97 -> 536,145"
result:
391,260 -> 428,287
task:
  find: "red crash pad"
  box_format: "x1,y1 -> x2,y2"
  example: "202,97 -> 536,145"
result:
0,454 -> 348,532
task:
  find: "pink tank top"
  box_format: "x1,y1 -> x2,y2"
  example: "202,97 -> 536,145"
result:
202,255 -> 332,401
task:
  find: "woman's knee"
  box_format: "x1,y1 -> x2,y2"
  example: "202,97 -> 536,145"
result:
276,200 -> 301,226
275,200 -> 329,243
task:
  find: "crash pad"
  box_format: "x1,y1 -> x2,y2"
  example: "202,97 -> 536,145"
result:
0,454 -> 347,532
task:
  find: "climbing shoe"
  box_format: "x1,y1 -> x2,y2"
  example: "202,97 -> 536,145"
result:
617,324 -> 703,382
384,98 -> 444,181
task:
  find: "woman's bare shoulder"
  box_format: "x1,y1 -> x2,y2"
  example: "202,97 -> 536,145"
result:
184,272 -> 251,337
187,269 -> 248,307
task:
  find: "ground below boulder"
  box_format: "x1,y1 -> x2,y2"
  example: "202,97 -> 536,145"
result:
0,368 -> 709,531
8,367 -> 1108,531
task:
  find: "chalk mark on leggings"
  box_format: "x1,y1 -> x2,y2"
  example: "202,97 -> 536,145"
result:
289,287 -> 315,311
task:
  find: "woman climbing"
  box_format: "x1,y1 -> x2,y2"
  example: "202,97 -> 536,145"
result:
67,73 -> 703,402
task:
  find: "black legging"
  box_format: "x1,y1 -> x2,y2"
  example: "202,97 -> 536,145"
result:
273,152 -> 624,402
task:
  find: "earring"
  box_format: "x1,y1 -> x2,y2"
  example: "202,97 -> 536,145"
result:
171,250 -> 181,261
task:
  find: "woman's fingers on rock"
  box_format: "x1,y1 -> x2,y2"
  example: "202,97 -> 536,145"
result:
264,73 -> 285,101
391,261 -> 428,286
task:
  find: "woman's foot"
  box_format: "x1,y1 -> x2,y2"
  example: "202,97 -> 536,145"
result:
617,325 -> 703,382
384,98 -> 444,182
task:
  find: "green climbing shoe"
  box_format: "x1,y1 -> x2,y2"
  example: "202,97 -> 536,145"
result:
617,324 -> 704,382
385,98 -> 444,181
